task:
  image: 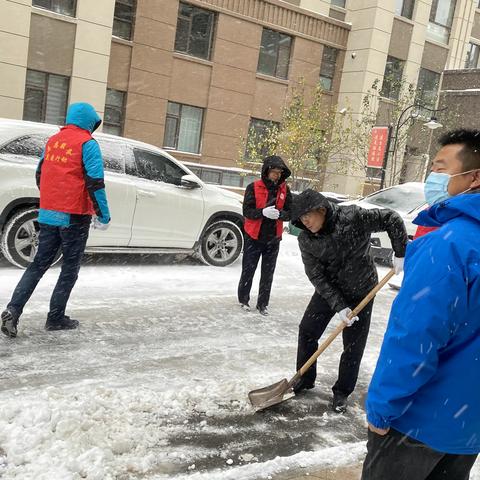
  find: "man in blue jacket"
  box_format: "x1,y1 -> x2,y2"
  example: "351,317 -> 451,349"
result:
1,102 -> 110,337
362,129 -> 480,479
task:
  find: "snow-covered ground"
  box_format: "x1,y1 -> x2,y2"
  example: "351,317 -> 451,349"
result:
0,234 -> 478,480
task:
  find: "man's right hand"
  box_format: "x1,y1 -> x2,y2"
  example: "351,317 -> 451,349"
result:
92,216 -> 110,231
337,307 -> 359,326
262,206 -> 280,220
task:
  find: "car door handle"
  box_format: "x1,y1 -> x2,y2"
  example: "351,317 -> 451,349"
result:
137,189 -> 156,198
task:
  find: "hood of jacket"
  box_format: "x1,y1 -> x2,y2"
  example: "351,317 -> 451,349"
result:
261,155 -> 291,186
414,191 -> 480,228
291,189 -> 336,232
65,102 -> 102,133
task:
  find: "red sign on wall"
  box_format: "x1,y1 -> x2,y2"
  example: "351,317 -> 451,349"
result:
367,127 -> 389,168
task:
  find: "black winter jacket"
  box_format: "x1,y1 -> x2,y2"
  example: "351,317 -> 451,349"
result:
243,155 -> 292,243
291,189 -> 408,312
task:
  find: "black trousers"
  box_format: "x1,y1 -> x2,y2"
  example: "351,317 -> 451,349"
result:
296,292 -> 373,396
8,222 -> 90,324
362,428 -> 478,480
237,236 -> 280,309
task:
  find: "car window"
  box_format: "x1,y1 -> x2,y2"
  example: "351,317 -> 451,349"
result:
133,149 -> 186,185
364,185 -> 426,214
0,134 -> 48,157
95,137 -> 125,173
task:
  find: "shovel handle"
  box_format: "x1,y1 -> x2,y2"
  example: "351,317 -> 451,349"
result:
289,268 -> 396,386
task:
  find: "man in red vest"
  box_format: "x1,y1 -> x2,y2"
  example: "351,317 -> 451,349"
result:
1,102 -> 110,338
237,155 -> 292,316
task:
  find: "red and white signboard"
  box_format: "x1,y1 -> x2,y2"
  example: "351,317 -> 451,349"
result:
367,127 -> 389,168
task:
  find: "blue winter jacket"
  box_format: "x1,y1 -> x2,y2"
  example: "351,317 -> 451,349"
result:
36,102 -> 110,226
366,192 -> 480,454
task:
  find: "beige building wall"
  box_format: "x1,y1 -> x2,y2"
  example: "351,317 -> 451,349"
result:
112,0 -> 350,171
323,0 -> 396,195
447,0 -> 476,69
0,0 -> 32,119
70,0 -> 115,127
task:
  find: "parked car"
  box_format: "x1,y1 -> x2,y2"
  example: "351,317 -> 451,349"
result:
0,119 -> 244,269
340,182 -> 427,265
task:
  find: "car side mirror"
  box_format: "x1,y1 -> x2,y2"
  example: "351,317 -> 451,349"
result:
180,174 -> 201,189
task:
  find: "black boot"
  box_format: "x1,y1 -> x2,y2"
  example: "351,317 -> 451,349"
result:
1,308 -> 19,338
331,393 -> 348,413
257,306 -> 269,316
292,378 -> 315,395
45,315 -> 79,331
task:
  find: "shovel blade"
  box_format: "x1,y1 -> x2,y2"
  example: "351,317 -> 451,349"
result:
248,378 -> 295,411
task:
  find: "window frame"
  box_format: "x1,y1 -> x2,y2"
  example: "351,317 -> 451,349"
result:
112,0 -> 136,41
32,0 -> 77,17
246,117 -> 280,161
395,0 -> 415,19
465,42 -> 480,69
174,2 -> 216,61
319,46 -> 338,91
381,56 -> 405,101
427,0 -> 457,43
23,69 -> 70,126
103,88 -> 126,136
331,0 -> 346,7
416,67 -> 441,115
257,28 -> 293,80
163,101 -> 204,154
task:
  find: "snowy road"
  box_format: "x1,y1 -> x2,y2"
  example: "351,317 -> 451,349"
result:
0,234 -> 478,480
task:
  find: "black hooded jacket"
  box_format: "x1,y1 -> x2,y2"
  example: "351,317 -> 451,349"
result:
243,156 -> 292,243
291,189 -> 408,311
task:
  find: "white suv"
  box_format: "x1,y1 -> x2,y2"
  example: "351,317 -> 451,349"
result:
0,119 -> 244,269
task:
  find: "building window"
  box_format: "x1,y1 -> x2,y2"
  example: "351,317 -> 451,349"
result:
319,46 -> 338,91
112,0 -> 136,40
32,0 -> 76,16
201,169 -> 222,185
427,0 -> 457,44
103,88 -> 126,136
416,68 -> 441,113
163,102 -> 204,154
23,70 -> 69,125
331,0 -> 346,7
465,42 -> 480,69
246,118 -> 280,160
257,28 -> 292,80
381,56 -> 404,100
395,0 -> 415,19
174,2 -> 216,60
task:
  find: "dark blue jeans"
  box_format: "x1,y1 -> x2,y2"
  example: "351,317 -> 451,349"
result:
7,221 -> 90,324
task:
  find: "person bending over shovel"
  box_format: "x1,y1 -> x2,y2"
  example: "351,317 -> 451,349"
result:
290,189 -> 407,413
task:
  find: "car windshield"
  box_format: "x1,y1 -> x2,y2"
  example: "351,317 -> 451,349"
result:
364,185 -> 426,214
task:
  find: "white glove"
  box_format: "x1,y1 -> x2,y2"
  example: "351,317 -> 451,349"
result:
262,206 -> 280,220
337,307 -> 359,327
92,217 -> 110,231
393,256 -> 404,275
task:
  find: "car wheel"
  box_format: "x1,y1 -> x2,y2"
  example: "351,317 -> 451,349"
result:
198,220 -> 243,267
0,207 -> 62,269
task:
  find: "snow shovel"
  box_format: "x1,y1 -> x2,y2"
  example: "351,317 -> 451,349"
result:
248,268 -> 396,411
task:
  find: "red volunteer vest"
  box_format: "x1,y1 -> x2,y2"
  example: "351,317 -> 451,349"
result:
40,125 -> 95,215
244,180 -> 287,240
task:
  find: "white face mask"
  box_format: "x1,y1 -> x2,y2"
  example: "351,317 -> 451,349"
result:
424,169 -> 479,205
